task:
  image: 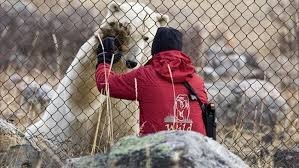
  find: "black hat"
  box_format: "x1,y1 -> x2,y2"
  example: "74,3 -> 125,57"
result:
151,27 -> 183,56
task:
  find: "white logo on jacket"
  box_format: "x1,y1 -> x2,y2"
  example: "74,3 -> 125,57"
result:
164,94 -> 193,131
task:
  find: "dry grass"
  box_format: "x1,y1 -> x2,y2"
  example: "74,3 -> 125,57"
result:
218,97 -> 299,167
90,34 -> 117,155
219,128 -> 299,167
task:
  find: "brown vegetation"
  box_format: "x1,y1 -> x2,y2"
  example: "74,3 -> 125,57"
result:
0,0 -> 298,167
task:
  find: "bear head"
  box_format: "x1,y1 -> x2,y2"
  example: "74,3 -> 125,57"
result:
99,1 -> 169,69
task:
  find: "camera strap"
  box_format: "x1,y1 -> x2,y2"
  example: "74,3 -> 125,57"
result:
183,81 -> 216,140
183,81 -> 204,106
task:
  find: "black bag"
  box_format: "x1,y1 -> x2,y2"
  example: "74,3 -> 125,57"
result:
183,81 -> 217,140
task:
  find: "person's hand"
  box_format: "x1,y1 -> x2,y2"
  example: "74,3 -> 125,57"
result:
96,36 -> 123,67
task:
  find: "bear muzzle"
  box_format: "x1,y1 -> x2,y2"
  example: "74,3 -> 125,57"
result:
126,60 -> 138,69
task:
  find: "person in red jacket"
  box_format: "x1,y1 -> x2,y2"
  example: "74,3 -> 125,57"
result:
95,27 -> 208,135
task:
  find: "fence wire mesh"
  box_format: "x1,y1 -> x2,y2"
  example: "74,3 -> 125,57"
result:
0,0 -> 299,167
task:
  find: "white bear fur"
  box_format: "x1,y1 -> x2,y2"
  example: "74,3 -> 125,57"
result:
26,1 -> 168,155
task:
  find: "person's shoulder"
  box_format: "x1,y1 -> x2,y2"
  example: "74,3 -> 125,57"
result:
192,73 -> 205,80
135,65 -> 153,76
190,73 -> 205,85
138,64 -> 154,71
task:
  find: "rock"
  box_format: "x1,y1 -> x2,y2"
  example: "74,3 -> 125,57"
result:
205,79 -> 289,129
66,131 -> 249,168
203,47 -> 264,82
1,74 -> 54,131
22,82 -> 53,104
0,142 -> 65,168
0,144 -> 42,168
273,147 -> 299,168
0,119 -> 23,152
65,154 -> 107,168
0,119 -> 65,167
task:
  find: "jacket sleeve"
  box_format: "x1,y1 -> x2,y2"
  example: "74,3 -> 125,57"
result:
95,63 -> 138,100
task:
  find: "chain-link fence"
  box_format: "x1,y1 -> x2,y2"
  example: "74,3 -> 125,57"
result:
0,0 -> 298,167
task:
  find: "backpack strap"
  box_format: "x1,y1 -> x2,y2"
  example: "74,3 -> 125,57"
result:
183,81 -> 217,140
183,81 -> 203,106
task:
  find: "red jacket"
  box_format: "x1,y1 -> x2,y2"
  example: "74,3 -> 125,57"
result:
96,50 -> 208,135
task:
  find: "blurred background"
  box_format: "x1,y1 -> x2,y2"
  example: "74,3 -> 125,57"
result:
0,0 -> 298,167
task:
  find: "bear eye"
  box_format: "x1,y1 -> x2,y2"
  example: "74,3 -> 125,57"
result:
143,36 -> 149,41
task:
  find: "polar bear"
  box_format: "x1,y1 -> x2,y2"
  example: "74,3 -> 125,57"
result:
25,1 -> 169,155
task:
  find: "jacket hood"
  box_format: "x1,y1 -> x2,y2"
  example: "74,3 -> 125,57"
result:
149,50 -> 195,83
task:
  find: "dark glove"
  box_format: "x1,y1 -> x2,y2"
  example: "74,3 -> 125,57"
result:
96,36 -> 123,67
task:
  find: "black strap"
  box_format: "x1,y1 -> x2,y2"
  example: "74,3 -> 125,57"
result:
183,81 -> 203,106
183,81 -> 217,140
